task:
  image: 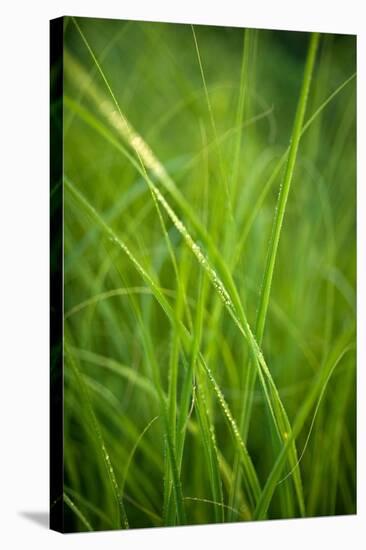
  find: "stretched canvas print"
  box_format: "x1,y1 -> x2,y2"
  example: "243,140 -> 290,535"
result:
50,16 -> 356,533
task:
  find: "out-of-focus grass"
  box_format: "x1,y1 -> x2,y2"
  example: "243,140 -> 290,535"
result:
61,16 -> 356,531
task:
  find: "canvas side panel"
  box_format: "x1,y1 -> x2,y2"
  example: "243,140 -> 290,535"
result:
50,16 -> 64,534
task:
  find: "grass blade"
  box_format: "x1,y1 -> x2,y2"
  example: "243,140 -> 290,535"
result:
231,33 -> 320,519
64,338 -> 129,529
254,339 -> 355,519
64,492 -> 93,531
64,176 -> 262,512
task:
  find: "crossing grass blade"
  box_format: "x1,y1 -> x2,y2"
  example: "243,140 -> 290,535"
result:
63,492 -> 93,532
254,337 -> 355,519
61,18 -> 356,530
64,48 -> 300,512
230,33 -> 320,519
64,175 -> 262,512
64,337 -> 129,529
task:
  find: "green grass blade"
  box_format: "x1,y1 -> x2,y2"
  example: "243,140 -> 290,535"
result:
64,339 -> 129,529
64,176 -> 262,512
230,33 -> 320,519
64,486 -> 114,528
254,339 -> 355,519
63,492 -> 93,531
191,25 -> 234,225
195,373 -> 225,523
257,33 -> 320,344
121,416 -> 160,495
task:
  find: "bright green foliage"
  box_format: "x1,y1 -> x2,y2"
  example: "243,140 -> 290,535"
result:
61,16 -> 356,531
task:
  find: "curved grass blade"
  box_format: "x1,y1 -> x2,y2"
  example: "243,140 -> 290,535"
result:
232,33 -> 320,518
65,176 -> 261,511
63,492 -> 93,531
64,486 -> 114,528
64,32 -> 339,516
70,346 -> 158,401
191,25 -> 234,225
121,416 -> 160,495
64,338 -> 129,529
65,63 -> 356,513
254,340 -> 355,519
184,496 -> 240,517
183,272 -> 224,523
233,71 -> 356,268
195,372 -> 225,523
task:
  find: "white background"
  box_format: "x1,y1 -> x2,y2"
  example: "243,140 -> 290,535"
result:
0,0 -> 364,548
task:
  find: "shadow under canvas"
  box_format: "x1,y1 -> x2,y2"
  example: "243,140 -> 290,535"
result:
19,511 -> 49,529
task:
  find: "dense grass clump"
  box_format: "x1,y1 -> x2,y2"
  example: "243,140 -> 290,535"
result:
61,16 -> 356,531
